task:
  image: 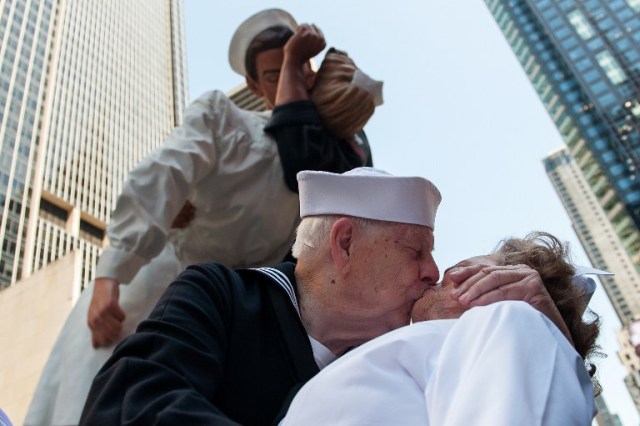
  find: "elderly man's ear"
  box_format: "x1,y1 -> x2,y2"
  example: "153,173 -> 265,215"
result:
329,218 -> 355,274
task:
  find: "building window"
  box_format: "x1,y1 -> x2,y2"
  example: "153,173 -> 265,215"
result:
568,47 -> 586,60
618,7 -> 634,20
548,16 -> 564,30
555,26 -> 571,39
626,50 -> 639,62
619,177 -> 633,189
568,10 -> 595,39
560,35 -> 579,49
610,163 -> 624,176
576,57 -> 593,71
558,0 -> 575,11
616,38 -> 632,51
591,80 -> 608,94
598,92 -> 617,107
628,18 -> 640,31
597,17 -> 615,31
596,51 -> 628,84
626,0 -> 640,12
583,68 -> 600,82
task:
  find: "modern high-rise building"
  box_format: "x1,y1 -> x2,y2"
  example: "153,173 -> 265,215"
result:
486,0 -> 640,411
545,147 -> 640,408
0,0 -> 188,292
484,0 -> 640,275
0,0 -> 188,421
544,147 -> 640,322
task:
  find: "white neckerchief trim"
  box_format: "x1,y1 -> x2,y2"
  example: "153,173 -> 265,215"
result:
254,267 -> 337,369
253,267 -> 300,314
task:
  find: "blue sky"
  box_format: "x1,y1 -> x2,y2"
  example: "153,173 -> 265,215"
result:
183,1 -> 639,423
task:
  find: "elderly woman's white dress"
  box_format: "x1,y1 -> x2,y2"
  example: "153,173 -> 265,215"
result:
25,90 -> 300,426
282,301 -> 596,425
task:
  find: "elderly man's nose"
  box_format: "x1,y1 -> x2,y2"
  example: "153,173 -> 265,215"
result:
421,258 -> 439,286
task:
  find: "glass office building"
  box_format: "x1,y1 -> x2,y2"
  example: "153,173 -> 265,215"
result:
487,0 -> 640,409
0,0 -> 188,290
485,0 -> 640,280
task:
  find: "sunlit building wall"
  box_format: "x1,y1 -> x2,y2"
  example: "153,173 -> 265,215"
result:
545,147 -> 640,322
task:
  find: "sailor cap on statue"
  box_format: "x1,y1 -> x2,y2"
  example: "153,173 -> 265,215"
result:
297,167 -> 442,229
229,8 -> 297,76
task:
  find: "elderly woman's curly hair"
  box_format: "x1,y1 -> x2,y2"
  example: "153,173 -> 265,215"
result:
495,231 -> 603,392
311,48 -> 378,139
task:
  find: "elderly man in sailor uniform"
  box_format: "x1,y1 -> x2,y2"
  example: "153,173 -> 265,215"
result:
282,240 -> 606,425
79,168 -> 575,425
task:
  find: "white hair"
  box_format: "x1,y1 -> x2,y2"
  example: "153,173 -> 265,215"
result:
292,215 -> 385,259
291,216 -> 334,259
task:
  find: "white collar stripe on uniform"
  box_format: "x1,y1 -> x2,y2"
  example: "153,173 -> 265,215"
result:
253,267 -> 300,314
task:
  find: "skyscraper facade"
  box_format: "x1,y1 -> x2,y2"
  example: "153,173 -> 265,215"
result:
544,147 -> 640,322
484,0 -> 640,282
0,1 -> 188,421
545,147 -> 640,408
0,0 -> 188,291
487,0 -> 640,411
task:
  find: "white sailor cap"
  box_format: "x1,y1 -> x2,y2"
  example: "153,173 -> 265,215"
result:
297,167 -> 442,229
229,8 -> 297,76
